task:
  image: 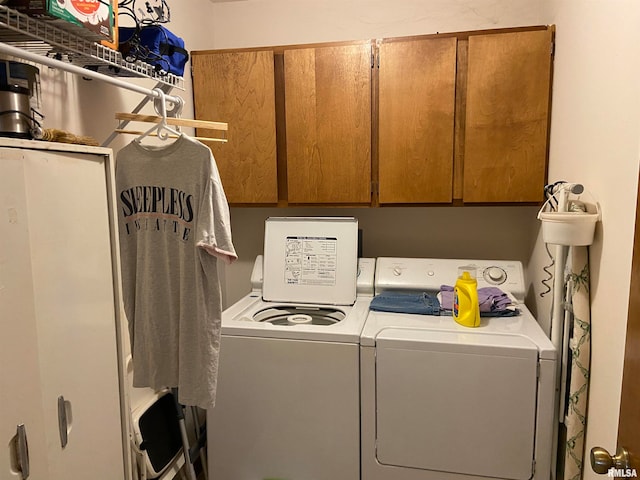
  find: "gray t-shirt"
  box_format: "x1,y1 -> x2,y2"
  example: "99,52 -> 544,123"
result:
116,134 -> 236,409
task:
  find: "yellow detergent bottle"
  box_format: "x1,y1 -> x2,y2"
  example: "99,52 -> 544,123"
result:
453,267 -> 481,328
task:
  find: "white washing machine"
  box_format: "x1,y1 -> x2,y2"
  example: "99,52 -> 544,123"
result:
361,258 -> 557,480
208,217 -> 375,480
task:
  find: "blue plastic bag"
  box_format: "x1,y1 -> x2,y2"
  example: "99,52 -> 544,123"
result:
119,25 -> 189,76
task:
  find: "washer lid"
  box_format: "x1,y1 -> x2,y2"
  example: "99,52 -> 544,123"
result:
262,217 -> 358,305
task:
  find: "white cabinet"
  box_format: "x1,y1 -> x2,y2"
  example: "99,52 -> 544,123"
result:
0,140 -> 126,479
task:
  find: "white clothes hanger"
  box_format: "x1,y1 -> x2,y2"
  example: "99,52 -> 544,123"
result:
134,88 -> 183,144
114,113 -> 228,143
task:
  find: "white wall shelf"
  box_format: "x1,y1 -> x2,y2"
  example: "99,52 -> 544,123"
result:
0,5 -> 184,89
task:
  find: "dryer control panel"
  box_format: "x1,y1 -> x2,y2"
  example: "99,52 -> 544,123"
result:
374,258 -> 525,302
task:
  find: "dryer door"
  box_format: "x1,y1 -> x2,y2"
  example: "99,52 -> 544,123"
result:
375,328 -> 539,480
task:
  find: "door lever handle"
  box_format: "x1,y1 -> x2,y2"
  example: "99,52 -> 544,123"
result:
15,424 -> 30,479
58,395 -> 68,448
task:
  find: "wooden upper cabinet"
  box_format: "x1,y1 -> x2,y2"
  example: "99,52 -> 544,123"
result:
463,29 -> 553,203
192,49 -> 278,204
284,42 -> 372,204
378,36 -> 457,204
191,26 -> 553,207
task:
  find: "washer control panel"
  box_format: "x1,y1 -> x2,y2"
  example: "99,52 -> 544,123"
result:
374,257 -> 525,302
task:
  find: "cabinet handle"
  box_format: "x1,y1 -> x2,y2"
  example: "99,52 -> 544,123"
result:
57,395 -> 68,448
15,424 -> 30,479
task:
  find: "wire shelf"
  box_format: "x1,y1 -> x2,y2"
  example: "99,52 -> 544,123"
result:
0,5 -> 184,89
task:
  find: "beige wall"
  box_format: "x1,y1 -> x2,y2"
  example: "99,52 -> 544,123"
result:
540,2 -> 640,477
31,0 -> 640,477
208,0 -> 545,48
225,205 -> 541,307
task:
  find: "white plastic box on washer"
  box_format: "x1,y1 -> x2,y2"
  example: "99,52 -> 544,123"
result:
208,217 -> 375,480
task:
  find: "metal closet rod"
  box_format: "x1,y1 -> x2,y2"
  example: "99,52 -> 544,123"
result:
0,42 -> 183,106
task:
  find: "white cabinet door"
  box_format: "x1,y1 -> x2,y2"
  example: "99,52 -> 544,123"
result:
1,154 -> 50,479
1,146 -> 125,480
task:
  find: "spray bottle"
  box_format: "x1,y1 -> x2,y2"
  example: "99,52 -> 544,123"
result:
453,266 -> 481,328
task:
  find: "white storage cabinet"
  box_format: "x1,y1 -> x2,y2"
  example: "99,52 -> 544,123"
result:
0,139 -> 126,479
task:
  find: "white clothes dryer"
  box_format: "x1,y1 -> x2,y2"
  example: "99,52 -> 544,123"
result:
360,258 -> 557,480
208,217 -> 374,480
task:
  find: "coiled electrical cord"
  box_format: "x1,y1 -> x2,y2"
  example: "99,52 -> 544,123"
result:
543,180 -> 570,212
538,182 -> 568,298
540,243 -> 555,298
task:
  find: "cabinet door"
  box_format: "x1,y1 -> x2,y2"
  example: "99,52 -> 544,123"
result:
463,29 -> 553,203
1,154 -> 49,479
22,149 -> 124,479
378,37 -> 457,204
284,42 -> 372,204
193,50 -> 278,204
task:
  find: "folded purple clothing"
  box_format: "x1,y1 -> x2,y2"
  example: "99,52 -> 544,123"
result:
440,285 -> 514,313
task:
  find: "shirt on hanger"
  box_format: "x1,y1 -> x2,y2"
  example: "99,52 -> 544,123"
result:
116,134 -> 237,409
